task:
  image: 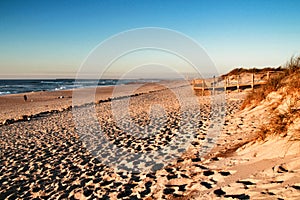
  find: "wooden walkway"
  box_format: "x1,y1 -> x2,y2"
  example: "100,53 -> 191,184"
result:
193,71 -> 283,96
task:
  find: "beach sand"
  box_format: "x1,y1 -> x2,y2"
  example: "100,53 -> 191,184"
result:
1,81 -> 300,199
0,81 -> 180,124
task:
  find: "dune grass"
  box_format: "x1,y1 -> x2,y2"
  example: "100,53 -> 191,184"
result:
241,55 -> 300,140
241,55 -> 300,110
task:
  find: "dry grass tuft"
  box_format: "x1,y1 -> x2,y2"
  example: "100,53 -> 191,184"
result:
240,73 -> 285,109
241,55 -> 300,140
256,106 -> 300,141
257,113 -> 289,140
286,55 -> 300,74
222,66 -> 283,78
241,55 -> 300,110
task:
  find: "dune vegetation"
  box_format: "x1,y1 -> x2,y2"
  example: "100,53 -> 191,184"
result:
241,55 -> 300,140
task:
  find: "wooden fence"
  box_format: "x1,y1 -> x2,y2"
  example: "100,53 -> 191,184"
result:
193,71 -> 284,96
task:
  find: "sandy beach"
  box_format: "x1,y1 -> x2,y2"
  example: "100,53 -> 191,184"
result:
0,81 -> 180,124
1,80 -> 300,199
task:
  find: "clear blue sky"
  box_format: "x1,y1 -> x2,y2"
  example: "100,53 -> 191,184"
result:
1,0 -> 300,78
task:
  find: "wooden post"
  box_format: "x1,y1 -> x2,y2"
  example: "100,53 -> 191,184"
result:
202,79 -> 204,96
193,80 -> 197,94
251,73 -> 254,90
213,76 -> 216,95
237,74 -> 240,93
226,77 -> 229,94
267,71 -> 270,80
224,77 -> 227,93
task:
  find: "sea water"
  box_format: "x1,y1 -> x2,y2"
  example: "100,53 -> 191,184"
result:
0,79 -> 160,96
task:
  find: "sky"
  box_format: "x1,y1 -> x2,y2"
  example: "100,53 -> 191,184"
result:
0,0 -> 300,78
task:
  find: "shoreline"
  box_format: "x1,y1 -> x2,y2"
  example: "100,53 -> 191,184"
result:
0,80 -> 190,125
0,79 -> 165,97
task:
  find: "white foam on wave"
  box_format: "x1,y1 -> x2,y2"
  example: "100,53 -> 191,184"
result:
0,91 -> 11,96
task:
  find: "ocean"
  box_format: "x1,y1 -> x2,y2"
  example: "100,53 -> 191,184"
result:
0,79 -> 160,96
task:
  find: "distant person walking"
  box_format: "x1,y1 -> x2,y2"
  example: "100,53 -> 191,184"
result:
23,95 -> 28,102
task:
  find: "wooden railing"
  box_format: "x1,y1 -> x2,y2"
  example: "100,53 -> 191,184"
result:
193,71 -> 284,96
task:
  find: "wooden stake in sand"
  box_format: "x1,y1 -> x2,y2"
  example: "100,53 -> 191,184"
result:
237,75 -> 240,93
224,77 -> 227,93
251,73 -> 254,91
202,79 -> 205,96
213,76 -> 216,95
